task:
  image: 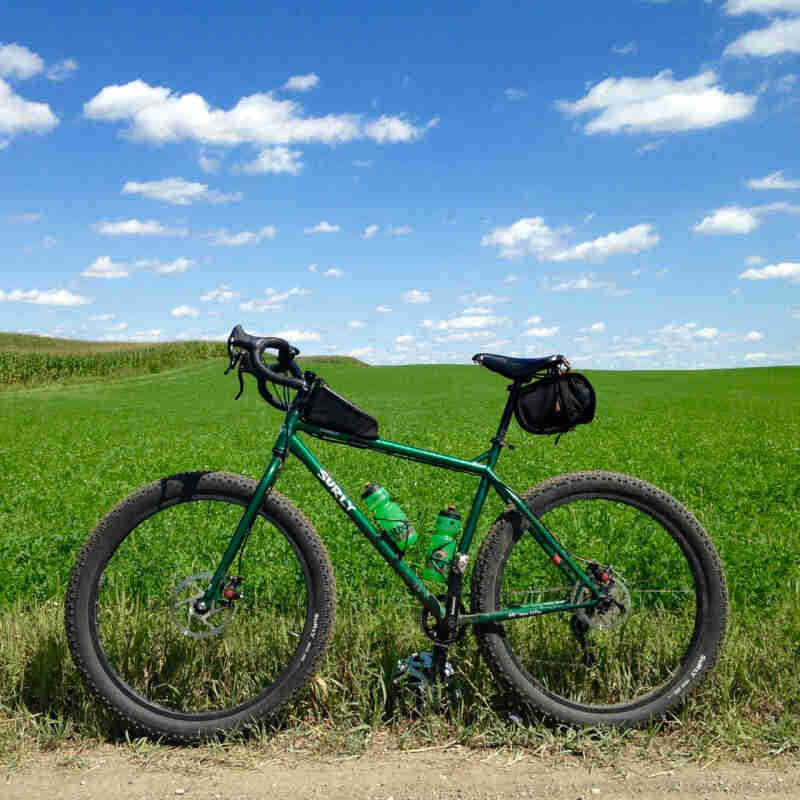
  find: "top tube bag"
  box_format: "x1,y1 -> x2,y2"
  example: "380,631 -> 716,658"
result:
301,380 -> 379,440
514,372 -> 596,435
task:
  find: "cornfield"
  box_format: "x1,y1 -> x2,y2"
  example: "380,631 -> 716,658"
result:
0,341 -> 226,387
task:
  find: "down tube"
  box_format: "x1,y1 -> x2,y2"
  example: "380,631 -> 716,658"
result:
288,434 -> 445,620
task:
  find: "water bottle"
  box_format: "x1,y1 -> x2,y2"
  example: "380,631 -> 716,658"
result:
361,483 -> 418,550
423,506 -> 462,584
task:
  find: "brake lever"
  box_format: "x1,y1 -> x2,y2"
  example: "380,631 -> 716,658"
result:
235,368 -> 245,400
225,351 -> 241,376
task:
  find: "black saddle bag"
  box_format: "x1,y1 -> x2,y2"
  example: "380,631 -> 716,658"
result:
515,373 -> 596,435
301,381 -> 379,440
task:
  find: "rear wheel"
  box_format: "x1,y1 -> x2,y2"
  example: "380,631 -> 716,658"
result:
65,471 -> 335,741
472,471 -> 727,727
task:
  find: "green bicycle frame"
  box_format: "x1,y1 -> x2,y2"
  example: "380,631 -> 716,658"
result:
200,402 -> 602,628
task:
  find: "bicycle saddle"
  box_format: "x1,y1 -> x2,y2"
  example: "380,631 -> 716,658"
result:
472,352 -> 565,381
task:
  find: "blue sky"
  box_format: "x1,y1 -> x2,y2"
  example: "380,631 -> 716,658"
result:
2,0 -> 799,368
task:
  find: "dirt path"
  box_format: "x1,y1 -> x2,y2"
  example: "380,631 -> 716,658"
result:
4,745 -> 798,800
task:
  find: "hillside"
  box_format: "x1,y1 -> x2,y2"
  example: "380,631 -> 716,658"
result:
0,332 -> 368,389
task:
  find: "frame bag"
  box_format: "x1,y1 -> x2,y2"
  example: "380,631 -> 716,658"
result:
515,373 -> 596,435
301,381 -> 379,440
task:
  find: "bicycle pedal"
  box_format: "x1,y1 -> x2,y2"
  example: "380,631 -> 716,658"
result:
392,651 -> 454,690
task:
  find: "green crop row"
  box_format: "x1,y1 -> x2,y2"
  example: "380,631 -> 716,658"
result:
0,342 -> 227,387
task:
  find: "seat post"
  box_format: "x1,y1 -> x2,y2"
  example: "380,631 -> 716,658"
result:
486,380 -> 522,468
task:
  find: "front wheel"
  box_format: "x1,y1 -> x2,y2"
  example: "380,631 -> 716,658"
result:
65,471 -> 336,741
471,471 -> 727,727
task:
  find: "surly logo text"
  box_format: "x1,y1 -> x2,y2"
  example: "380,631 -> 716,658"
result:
318,469 -> 354,512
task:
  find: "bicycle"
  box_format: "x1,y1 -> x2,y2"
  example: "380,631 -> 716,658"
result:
65,325 -> 728,741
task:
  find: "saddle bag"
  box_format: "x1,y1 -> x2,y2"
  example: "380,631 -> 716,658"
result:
301,381 -> 379,440
514,373 -> 596,435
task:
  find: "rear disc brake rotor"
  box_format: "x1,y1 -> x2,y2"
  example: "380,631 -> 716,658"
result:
571,573 -> 631,631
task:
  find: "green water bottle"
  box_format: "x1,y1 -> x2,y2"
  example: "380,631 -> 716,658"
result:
361,483 -> 418,550
423,506 -> 462,584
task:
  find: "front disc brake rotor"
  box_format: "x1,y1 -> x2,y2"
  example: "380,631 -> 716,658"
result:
171,572 -> 234,639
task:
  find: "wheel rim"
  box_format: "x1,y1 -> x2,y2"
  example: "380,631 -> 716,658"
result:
91,497 -> 311,717
498,493 -> 703,712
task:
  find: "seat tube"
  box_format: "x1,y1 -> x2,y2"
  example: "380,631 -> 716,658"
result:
458,380 -> 521,555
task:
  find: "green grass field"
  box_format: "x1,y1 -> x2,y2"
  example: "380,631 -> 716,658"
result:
0,355 -> 798,757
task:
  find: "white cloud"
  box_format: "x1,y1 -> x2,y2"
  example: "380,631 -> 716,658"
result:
744,352 -> 768,360
129,329 -> 165,342
0,43 -> 44,79
651,322 -> 724,350
198,153 -> 219,173
348,320 -> 366,328
459,293 -> 511,306
524,326 -> 560,337
142,257 -> 193,274
350,346 -> 374,358
171,305 -> 200,318
612,42 -> 638,56
93,219 -> 188,236
84,79 -> 434,146
504,274 -> 521,282
694,327 -> 719,339
481,217 -> 564,259
363,224 -> 379,239
738,262 -> 800,281
583,321 -> 606,333
775,73 -> 798,92
748,170 -> 800,190
402,289 -> 431,303
387,225 -> 413,236
745,331 -> 764,340
274,328 -> 320,342
481,217 -> 658,261
524,315 -> 543,325
308,264 -> 318,272
463,306 -> 492,314
549,224 -> 659,262
283,73 -> 320,92
364,115 -> 436,143
201,285 -> 238,303
0,288 -> 92,306
82,256 -> 129,279
238,146 -> 303,175
376,305 -> 392,312
724,0 -> 800,14
0,78 -> 59,140
89,313 -> 116,321
6,212 -> 41,223
746,255 -> 765,266
304,220 -> 340,234
422,315 -> 508,330
82,255 -> 193,278
239,287 -> 309,312
557,70 -> 757,134
547,276 -> 631,296
122,177 -> 241,205
396,334 -> 414,343
211,226 -> 277,246
725,16 -> 800,57
46,59 -> 78,82
693,206 -> 760,234
323,268 -> 343,277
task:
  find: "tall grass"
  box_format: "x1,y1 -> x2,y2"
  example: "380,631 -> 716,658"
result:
0,358 -> 798,756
